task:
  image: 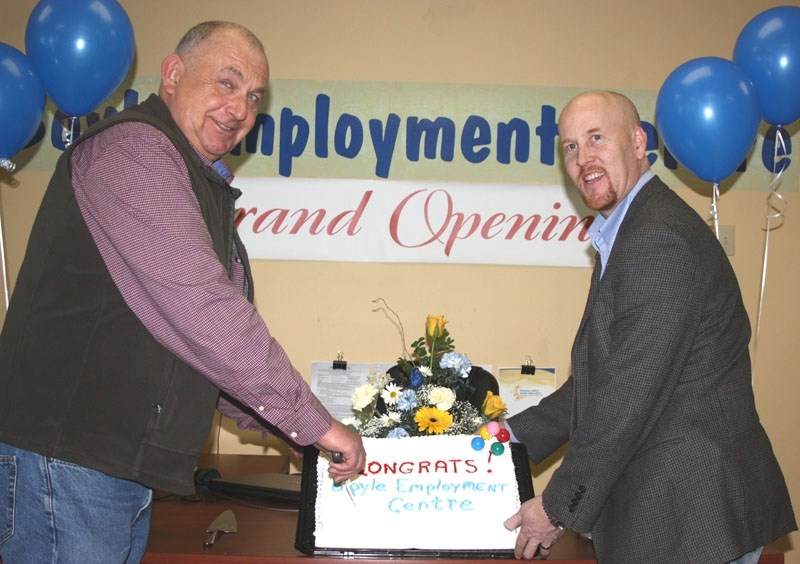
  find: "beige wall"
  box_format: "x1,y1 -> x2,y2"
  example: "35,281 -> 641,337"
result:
2,0 -> 798,559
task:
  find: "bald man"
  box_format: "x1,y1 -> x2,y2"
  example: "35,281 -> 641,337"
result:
502,91 -> 795,563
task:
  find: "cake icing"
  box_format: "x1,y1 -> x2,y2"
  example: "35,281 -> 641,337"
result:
313,435 -> 522,551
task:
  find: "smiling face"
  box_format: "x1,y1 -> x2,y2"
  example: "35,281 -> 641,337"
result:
159,27 -> 268,162
558,92 -> 649,218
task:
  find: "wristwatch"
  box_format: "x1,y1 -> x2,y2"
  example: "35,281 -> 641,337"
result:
542,501 -> 566,531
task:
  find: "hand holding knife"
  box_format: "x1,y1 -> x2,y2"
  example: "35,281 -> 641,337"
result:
331,451 -> 357,508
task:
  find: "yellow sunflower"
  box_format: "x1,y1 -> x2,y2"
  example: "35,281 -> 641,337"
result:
414,406 -> 453,434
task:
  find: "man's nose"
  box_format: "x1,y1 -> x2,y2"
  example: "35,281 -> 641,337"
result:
228,96 -> 249,121
576,146 -> 593,167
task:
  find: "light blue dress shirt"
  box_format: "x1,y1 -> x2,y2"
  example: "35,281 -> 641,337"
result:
587,170 -> 654,277
504,171 -> 654,442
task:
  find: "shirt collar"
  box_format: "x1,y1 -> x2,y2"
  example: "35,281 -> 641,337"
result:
589,170 -> 654,275
211,160 -> 235,184
190,142 -> 235,185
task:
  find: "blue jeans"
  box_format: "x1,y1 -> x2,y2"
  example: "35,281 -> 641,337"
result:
0,442 -> 152,563
728,546 -> 764,564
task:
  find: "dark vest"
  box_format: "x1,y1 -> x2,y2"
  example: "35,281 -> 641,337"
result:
0,94 -> 253,495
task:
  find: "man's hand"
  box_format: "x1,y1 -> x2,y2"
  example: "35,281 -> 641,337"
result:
504,495 -> 565,559
313,419 -> 366,482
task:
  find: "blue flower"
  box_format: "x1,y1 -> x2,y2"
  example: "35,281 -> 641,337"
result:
440,352 -> 472,378
387,427 -> 410,438
409,368 -> 424,388
396,389 -> 418,411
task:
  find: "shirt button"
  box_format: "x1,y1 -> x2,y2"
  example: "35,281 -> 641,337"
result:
290,431 -> 298,439
258,406 -> 265,412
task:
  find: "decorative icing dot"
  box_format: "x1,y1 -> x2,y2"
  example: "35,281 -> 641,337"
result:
471,436 -> 486,451
479,426 -> 492,440
486,421 -> 500,436
490,441 -> 505,456
496,428 -> 511,443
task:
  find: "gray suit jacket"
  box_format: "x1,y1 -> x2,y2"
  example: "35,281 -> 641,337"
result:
508,176 -> 795,563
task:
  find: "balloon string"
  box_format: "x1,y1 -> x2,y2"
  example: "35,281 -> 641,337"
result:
0,161 -> 15,308
767,128 -> 788,196
753,128 -> 789,375
62,116 -> 77,148
709,182 -> 720,238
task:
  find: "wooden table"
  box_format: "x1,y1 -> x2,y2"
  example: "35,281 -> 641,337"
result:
142,454 -> 785,563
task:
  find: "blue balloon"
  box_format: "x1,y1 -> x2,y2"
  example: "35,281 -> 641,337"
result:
734,6 -> 800,126
0,43 -> 46,159
25,0 -> 135,117
655,57 -> 760,183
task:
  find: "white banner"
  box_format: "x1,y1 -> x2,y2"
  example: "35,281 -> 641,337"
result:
234,178 -> 595,267
20,78 -> 793,268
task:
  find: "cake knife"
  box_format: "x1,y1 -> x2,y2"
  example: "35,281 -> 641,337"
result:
331,451 -> 358,508
203,509 -> 238,548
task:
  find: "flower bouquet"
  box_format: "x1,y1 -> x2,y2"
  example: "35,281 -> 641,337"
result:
346,313 -> 507,438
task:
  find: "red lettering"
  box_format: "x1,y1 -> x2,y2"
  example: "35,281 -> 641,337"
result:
235,207 -> 255,229
360,458 -> 479,475
250,208 -> 291,234
389,189 -> 450,249
366,461 -> 385,475
289,209 -> 326,235
398,461 -> 415,474
236,190 -> 372,237
389,189 -> 593,256
328,190 -> 372,235
481,212 -> 507,238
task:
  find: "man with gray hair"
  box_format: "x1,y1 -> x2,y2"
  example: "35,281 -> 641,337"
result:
0,21 -> 365,562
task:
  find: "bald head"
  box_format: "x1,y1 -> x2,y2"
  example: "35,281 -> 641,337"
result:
561,91 -> 643,134
558,90 -> 649,217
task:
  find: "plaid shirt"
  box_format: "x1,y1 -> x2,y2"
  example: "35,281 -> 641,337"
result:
71,120 -> 331,446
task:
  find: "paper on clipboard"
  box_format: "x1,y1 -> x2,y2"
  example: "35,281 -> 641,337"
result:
310,361 -> 371,422
497,366 -> 557,417
311,360 -> 498,422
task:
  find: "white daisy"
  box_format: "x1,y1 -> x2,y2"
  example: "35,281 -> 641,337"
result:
381,382 -> 403,405
380,411 -> 401,427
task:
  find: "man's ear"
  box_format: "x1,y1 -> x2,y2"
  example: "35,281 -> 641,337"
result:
633,126 -> 647,158
161,54 -> 182,94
